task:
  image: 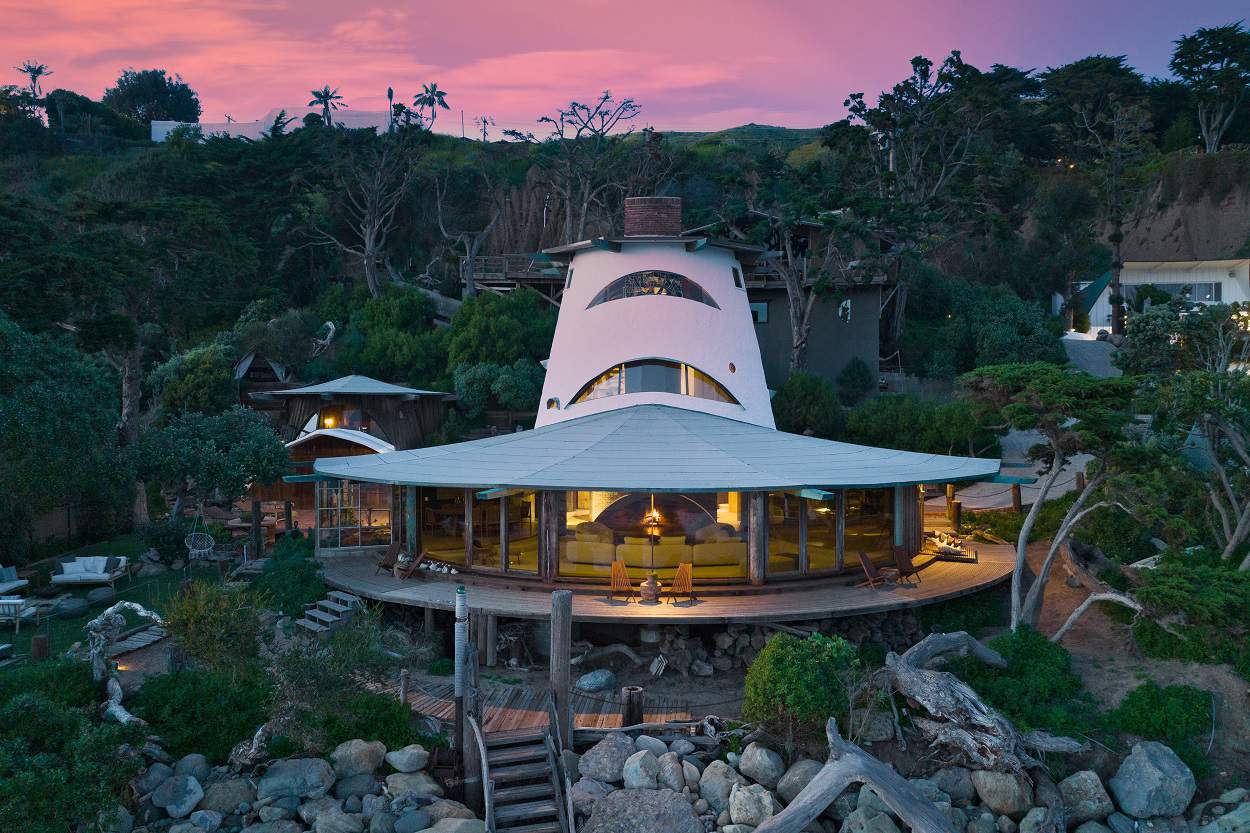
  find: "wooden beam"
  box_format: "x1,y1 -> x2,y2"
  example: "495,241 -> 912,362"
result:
464,489 -> 475,567
539,491 -> 560,583
836,490 -> 845,571
550,590 -> 573,750
485,614 -> 498,667
748,492 -> 767,586
476,487 -> 523,501
406,487 -> 419,553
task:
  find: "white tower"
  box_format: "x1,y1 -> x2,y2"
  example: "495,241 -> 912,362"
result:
536,197 -> 774,429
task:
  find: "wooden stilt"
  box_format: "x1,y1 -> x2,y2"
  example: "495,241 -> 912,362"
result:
945,484 -> 956,520
952,500 -> 962,533
30,633 -> 49,661
620,685 -> 644,728
1011,484 -> 1022,514
283,500 -> 294,533
748,492 -> 767,586
1075,471 -> 1087,492
550,590 -> 573,749
423,606 -> 435,637
485,615 -> 498,668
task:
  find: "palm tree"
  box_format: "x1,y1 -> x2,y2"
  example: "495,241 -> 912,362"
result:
14,60 -> 52,98
308,85 -> 346,126
413,82 -> 450,128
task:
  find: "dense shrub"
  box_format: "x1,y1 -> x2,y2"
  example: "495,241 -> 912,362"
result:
131,669 -> 274,763
250,531 -> 324,617
142,518 -> 193,564
162,580 -> 265,675
1130,561 -> 1250,678
840,394 -> 999,457
771,373 -> 843,439
1074,505 -> 1158,564
835,357 -> 875,406
308,691 -> 416,752
0,658 -> 97,709
966,491 -> 1077,544
1110,682 -> 1213,775
948,627 -> 1095,736
743,633 -> 858,755
916,585 -> 1010,635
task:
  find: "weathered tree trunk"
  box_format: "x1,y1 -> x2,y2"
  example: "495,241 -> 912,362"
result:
754,719 -> 957,833
1109,221 -> 1124,335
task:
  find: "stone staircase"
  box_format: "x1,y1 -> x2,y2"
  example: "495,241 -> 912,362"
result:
486,731 -> 564,833
295,590 -> 361,636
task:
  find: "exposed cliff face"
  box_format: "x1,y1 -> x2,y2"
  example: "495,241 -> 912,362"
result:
1122,150 -> 1250,261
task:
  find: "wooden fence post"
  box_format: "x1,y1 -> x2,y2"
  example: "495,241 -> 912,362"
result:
550,591 -> 573,749
620,685 -> 644,728
398,668 -> 410,704
30,633 -> 49,661
283,500 -> 294,533
1011,484 -> 1022,514
945,484 -> 956,520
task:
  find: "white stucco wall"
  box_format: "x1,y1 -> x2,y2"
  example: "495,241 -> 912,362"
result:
1086,260 -> 1250,328
536,241 -> 775,429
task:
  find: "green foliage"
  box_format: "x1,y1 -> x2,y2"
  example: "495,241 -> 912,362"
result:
0,659 -> 98,711
743,633 -> 858,752
427,657 -> 454,676
840,394 -> 999,457
916,585 -> 1010,635
1075,504 -> 1158,563
771,373 -> 843,438
948,627 -> 1095,736
152,342 -> 238,416
446,290 -> 557,368
835,358 -> 874,406
1130,559 -> 1250,677
454,359 -> 546,420
102,68 -> 201,124
132,669 -> 274,763
162,580 -> 265,676
251,533 -> 324,617
307,691 -> 417,752
142,517 -> 192,563
332,286 -> 448,389
967,491 -> 1078,543
1110,682 -> 1213,775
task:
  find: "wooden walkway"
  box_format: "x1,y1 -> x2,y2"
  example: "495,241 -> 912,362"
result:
320,543 -> 1013,625
372,678 -> 690,736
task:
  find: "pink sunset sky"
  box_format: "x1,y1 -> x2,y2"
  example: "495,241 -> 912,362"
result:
4,0 -> 1246,133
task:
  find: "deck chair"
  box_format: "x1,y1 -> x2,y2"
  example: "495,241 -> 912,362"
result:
375,540 -> 402,575
607,559 -> 635,603
855,551 -> 898,589
893,546 -> 923,584
393,550 -> 428,580
666,562 -> 697,605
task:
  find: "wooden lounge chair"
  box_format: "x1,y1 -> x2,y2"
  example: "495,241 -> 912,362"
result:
893,546 -> 923,584
855,551 -> 898,589
0,596 -> 36,634
375,541 -> 402,575
666,562 -> 697,605
607,559 -> 635,603
393,551 -> 428,580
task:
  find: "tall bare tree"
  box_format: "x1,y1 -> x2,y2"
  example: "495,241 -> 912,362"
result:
430,154 -> 505,298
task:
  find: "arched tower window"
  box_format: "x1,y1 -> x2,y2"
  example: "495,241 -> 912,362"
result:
570,359 -> 739,405
586,270 -> 720,310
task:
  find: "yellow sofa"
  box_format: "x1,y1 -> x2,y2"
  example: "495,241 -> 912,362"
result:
691,540 -> 748,579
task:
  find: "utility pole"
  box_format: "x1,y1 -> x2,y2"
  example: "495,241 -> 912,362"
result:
453,586 -> 468,769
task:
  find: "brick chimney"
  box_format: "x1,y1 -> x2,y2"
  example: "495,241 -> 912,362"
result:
623,196 -> 683,237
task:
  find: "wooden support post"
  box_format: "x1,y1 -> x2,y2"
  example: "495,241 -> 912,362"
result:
475,609 -> 488,667
398,668 -> 410,704
30,633 -> 49,661
539,491 -> 560,584
620,685 -> 644,728
748,491 -> 767,586
1075,471 -> 1086,492
550,590 -> 573,750
250,499 -> 264,560
464,489 -> 475,567
423,606 -> 435,637
1011,484 -> 1022,514
406,487 -> 418,553
485,615 -> 498,668
951,500 -> 962,533
283,500 -> 294,533
945,484 -> 956,520
835,490 -> 845,571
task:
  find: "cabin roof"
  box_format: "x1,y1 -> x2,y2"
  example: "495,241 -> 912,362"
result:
314,403 -> 1000,492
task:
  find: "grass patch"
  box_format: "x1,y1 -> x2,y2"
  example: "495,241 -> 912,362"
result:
130,668 -> 274,764
1109,682 -> 1213,776
916,584 -> 1010,636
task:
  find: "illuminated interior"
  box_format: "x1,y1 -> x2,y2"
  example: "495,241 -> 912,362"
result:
586,270 -> 720,310
316,479 -> 391,548
570,360 -> 738,406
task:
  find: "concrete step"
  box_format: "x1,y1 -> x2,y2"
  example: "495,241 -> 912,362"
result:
295,618 -> 328,634
305,608 -> 339,625
327,590 -> 361,607
317,600 -> 352,615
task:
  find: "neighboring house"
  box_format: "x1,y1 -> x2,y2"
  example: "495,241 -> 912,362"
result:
151,107 -> 393,142
1067,259 -> 1250,329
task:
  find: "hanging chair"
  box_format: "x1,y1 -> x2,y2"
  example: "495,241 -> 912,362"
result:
185,510 -> 215,563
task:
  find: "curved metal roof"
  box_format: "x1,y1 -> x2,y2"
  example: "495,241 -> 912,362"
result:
287,428 -> 395,454
314,404 -> 999,492
255,374 -> 447,398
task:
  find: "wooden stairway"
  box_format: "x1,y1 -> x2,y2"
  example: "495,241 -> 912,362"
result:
295,590 -> 361,636
484,731 -> 566,833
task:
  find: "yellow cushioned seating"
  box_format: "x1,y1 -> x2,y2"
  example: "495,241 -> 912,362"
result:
564,540 -> 615,565
691,540 -> 747,566
616,543 -> 691,569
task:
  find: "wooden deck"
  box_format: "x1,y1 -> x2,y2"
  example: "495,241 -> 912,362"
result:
371,678 -> 691,736
319,543 -> 1013,625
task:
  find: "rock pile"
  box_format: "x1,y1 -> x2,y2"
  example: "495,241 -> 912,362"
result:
116,738 -> 484,833
571,732 -> 1243,833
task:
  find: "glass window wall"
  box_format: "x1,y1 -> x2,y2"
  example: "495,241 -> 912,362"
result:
844,488 -> 894,566
316,479 -> 392,549
805,493 -> 840,572
767,493 -> 801,576
420,488 -> 467,565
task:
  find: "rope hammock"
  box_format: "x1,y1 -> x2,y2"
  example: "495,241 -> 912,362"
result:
185,508 -> 215,562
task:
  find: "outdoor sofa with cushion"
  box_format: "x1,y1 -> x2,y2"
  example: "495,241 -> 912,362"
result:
0,566 -> 28,596
50,556 -> 129,588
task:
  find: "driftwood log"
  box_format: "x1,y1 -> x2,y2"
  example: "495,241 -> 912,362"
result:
1052,542 -> 1183,644
874,632 -> 1086,771
86,601 -> 164,726
754,718 -> 957,833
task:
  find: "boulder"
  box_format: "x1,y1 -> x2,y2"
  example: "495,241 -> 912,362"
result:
967,812 -> 997,833
823,786 -> 860,822
200,778 -> 257,814
843,807 -> 902,833
152,775 -> 204,819
656,752 -> 686,792
931,767 -> 977,804
55,596 -> 89,618
908,778 -> 950,805
1059,771 -> 1115,824
345,795 -> 363,813
622,750 -> 660,790
425,799 -> 474,822
385,772 -> 444,799
335,774 -> 381,800
1019,807 -> 1049,833
971,770 -> 1033,819
575,669 -> 618,692
261,805 -> 294,822
690,659 -> 713,676
738,742 -> 785,789
729,783 -> 775,826
580,733 -> 636,784
582,788 -> 702,833
85,585 -> 118,606
385,745 -> 429,774
174,753 -> 211,783
634,734 -> 669,758
258,759 -> 337,801
698,759 -> 740,814
681,760 -> 700,790
362,794 -> 388,822
1108,742 -> 1196,819
1076,824 -> 1115,833
669,738 -> 696,757
394,809 -> 431,833
1199,804 -> 1250,833
1107,813 -> 1135,833
778,759 -> 824,805
998,817 -> 1019,833
571,777 -> 612,816
369,812 -> 397,833
859,712 -> 896,743
134,762 -> 174,796
299,797 -> 344,825
190,809 -> 223,832
333,740 -> 387,778
425,821 -> 486,833
858,784 -> 895,819
241,823 -> 304,833
313,807 -> 364,833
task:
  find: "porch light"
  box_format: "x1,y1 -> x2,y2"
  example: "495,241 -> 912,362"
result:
323,416 -> 336,428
